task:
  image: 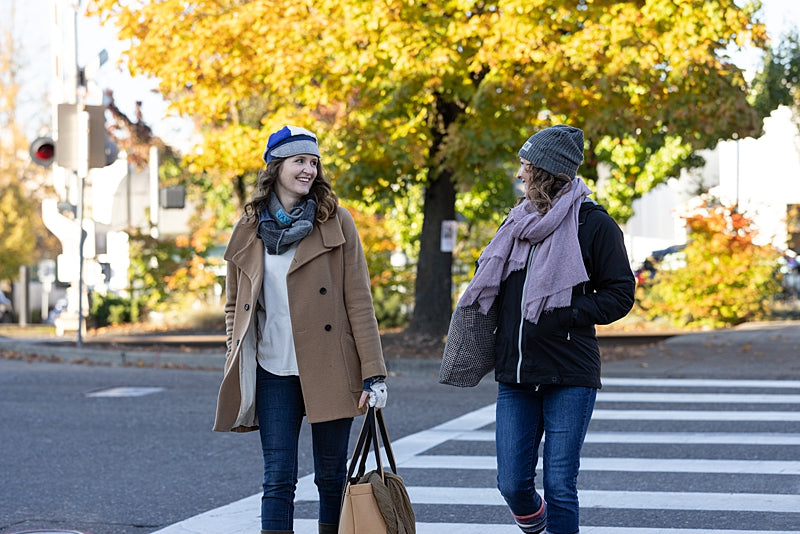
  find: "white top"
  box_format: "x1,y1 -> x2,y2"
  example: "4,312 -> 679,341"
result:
256,244 -> 299,376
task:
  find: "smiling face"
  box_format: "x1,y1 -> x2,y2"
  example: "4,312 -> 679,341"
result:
274,154 -> 319,208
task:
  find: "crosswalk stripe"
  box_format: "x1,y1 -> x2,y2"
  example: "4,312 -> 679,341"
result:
597,391 -> 800,403
402,455 -> 800,475
602,377 -> 800,388
405,486 -> 800,513
291,519 -> 800,534
455,430 -> 800,445
592,409 -> 800,421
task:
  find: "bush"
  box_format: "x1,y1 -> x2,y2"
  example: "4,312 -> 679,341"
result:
638,198 -> 782,329
91,293 -> 135,327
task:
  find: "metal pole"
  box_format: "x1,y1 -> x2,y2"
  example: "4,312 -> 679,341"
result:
150,146 -> 159,238
735,139 -> 740,211
76,108 -> 89,347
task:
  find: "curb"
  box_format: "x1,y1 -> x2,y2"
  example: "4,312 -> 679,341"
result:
0,339 -> 226,369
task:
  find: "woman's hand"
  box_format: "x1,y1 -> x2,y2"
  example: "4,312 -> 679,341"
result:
358,377 -> 387,408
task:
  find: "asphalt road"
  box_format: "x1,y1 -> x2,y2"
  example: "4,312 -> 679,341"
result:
2,322 -> 800,533
0,356 -> 497,534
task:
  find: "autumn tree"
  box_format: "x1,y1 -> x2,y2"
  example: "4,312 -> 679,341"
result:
88,0 -> 768,337
638,198 -> 782,329
0,16 -> 59,283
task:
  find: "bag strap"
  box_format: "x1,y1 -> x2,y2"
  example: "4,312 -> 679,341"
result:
375,409 -> 399,475
359,407 -> 385,482
345,412 -> 373,483
346,407 -> 385,483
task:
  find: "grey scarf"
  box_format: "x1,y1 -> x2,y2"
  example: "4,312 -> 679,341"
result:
257,193 -> 317,255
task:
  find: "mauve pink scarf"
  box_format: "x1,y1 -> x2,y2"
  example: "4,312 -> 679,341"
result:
458,178 -> 591,324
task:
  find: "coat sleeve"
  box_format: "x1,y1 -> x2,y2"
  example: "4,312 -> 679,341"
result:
337,208 -> 388,380
571,210 -> 635,327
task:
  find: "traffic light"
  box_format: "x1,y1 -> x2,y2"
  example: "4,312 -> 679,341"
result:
29,137 -> 56,167
28,105 -> 119,170
57,104 -> 118,170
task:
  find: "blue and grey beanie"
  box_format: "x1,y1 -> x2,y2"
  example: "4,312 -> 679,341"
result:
262,125 -> 320,164
518,124 -> 584,178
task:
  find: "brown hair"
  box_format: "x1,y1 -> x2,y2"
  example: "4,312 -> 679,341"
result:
244,158 -> 338,223
516,165 -> 573,214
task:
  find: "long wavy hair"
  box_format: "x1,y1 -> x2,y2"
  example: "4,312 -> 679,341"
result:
243,158 -> 338,223
516,165 -> 574,215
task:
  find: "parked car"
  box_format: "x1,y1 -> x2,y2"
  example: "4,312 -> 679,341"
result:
634,244 -> 687,285
0,290 -> 13,323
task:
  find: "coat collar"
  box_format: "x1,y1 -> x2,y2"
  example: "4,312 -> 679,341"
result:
224,208 -> 346,278
224,217 -> 262,282
290,209 -> 346,273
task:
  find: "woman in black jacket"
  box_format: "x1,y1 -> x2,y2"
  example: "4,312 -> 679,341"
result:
458,125 -> 635,534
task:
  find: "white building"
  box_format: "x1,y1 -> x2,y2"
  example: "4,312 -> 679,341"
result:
624,106 -> 800,266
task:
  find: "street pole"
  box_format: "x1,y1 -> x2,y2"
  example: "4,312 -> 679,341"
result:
150,146 -> 160,238
76,108 -> 90,347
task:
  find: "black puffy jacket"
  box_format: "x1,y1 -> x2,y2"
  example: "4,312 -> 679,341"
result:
494,200 -> 635,388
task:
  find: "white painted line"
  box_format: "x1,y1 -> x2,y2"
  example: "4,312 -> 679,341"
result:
151,383 -> 800,534
457,430 -> 800,445
579,529 -> 799,534
597,391 -> 800,403
303,519 -> 800,534
593,409 -> 800,421
86,386 -> 164,397
405,486 -> 800,512
401,455 -> 800,475
584,431 -> 800,445
603,377 -> 800,388
214,518 -> 800,534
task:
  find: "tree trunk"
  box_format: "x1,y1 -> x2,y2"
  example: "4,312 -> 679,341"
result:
406,167 -> 456,339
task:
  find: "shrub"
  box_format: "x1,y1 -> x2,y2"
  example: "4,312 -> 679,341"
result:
638,198 -> 782,329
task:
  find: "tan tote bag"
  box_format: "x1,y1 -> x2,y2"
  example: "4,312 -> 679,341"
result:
338,407 -> 415,534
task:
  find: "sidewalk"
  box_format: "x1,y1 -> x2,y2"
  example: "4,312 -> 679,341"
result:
601,320 -> 800,380
2,321 -> 799,379
0,335 -> 227,369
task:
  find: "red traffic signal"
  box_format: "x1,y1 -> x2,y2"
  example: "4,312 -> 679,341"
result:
29,137 -> 56,167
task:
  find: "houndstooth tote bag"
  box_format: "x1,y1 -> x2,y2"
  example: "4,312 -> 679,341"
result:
439,301 -> 498,387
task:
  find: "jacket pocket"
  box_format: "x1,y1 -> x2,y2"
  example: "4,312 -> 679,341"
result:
340,332 -> 363,392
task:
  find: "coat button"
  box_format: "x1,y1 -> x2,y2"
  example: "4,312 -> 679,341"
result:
244,304 -> 250,311
319,287 -> 327,294
324,324 -> 332,331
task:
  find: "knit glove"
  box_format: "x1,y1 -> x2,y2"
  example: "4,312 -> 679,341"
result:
361,376 -> 387,409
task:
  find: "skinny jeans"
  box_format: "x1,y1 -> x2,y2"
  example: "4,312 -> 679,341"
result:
256,364 -> 353,530
496,383 -> 596,534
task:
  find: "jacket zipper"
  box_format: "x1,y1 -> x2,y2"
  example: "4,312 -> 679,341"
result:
516,245 -> 536,383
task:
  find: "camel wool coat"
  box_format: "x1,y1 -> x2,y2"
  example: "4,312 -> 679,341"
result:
213,206 -> 387,432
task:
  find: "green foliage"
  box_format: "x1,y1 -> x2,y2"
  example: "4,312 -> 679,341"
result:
750,29 -> 800,132
343,203 -> 415,328
638,198 -> 782,329
127,228 -> 221,312
91,293 -> 135,327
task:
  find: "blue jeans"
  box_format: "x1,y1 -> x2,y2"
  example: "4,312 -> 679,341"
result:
256,365 -> 353,530
495,383 -> 597,534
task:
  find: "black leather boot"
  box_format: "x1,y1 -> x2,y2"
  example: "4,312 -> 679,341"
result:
318,523 -> 338,534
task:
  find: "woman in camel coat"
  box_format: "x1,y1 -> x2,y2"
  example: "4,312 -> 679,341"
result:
213,125 -> 387,534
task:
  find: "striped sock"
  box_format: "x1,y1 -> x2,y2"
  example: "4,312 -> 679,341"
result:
512,497 -> 546,533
